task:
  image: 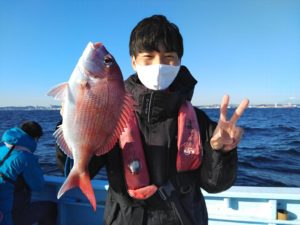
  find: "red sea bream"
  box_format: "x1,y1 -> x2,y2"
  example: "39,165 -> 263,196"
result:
47,42 -> 134,211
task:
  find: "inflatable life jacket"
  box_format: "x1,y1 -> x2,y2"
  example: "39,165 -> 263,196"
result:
119,101 -> 202,199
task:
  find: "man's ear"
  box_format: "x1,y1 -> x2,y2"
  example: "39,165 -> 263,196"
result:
131,56 -> 137,71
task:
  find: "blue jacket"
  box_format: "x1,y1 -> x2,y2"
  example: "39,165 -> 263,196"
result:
0,127 -> 44,225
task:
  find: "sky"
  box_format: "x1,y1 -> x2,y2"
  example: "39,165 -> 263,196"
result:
0,0 -> 299,106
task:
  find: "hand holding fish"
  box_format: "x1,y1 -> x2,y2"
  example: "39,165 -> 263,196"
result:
210,95 -> 249,151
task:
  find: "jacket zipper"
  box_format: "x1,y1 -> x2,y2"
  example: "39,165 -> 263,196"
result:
147,92 -> 154,123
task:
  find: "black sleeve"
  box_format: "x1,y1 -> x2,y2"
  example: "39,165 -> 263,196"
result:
88,155 -> 106,179
54,119 -> 106,179
56,143 -> 67,174
195,108 -> 238,193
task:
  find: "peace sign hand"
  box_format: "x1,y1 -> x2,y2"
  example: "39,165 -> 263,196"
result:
210,95 -> 249,151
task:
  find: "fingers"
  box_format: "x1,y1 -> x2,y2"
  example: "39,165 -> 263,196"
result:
211,126 -> 244,151
213,95 -> 248,152
223,127 -> 244,151
220,95 -> 230,122
210,130 -> 224,150
230,99 -> 249,124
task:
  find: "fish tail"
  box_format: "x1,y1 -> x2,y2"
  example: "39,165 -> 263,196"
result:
57,169 -> 97,211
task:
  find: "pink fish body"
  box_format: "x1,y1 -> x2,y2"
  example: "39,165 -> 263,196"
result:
48,42 -> 134,211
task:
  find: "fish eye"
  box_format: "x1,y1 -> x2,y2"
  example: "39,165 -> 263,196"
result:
103,55 -> 113,67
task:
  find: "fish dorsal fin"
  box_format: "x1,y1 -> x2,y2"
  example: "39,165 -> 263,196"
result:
95,93 -> 135,156
53,125 -> 73,159
47,82 -> 68,101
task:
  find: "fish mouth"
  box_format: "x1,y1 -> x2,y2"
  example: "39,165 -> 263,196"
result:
92,42 -> 103,48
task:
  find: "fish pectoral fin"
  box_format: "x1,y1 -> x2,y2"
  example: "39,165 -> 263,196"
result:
47,82 -> 69,101
58,169 -> 96,211
54,125 -> 73,158
95,93 -> 135,156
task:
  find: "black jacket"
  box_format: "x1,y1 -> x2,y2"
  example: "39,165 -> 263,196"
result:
56,66 -> 237,225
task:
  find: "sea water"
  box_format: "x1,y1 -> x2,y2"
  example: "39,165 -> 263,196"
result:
0,108 -> 299,187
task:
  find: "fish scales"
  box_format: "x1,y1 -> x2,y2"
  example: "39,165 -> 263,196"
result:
71,82 -> 121,149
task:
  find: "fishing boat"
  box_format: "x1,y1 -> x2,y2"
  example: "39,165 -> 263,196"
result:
32,175 -> 300,225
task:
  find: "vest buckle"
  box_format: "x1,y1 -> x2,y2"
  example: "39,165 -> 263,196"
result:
128,160 -> 141,174
158,180 -> 175,201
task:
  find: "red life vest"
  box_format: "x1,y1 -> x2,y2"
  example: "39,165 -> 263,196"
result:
119,101 -> 202,199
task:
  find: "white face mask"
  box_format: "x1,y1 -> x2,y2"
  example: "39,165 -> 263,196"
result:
136,64 -> 180,90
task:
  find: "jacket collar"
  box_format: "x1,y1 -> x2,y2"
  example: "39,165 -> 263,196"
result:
125,66 -> 197,123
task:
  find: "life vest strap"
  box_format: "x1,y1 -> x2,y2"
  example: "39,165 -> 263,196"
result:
157,180 -> 196,225
177,101 -> 202,171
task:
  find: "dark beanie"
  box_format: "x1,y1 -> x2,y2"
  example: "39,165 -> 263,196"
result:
20,121 -> 43,139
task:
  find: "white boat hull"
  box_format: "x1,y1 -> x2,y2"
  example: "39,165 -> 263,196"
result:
32,175 -> 300,225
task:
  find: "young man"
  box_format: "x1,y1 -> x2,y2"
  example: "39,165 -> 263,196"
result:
58,15 -> 249,225
0,121 -> 57,225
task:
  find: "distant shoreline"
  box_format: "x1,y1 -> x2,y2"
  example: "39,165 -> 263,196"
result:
0,104 -> 299,110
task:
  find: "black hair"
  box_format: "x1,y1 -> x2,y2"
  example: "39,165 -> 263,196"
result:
20,121 -> 43,139
129,15 -> 183,58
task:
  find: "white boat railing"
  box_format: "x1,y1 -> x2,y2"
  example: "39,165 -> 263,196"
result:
32,175 -> 300,225
203,186 -> 300,225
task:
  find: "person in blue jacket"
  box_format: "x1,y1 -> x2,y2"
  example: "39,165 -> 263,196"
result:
0,121 -> 57,225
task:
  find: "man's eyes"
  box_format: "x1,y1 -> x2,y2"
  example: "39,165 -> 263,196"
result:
139,54 -> 153,59
138,53 -> 177,61
165,55 -> 175,59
